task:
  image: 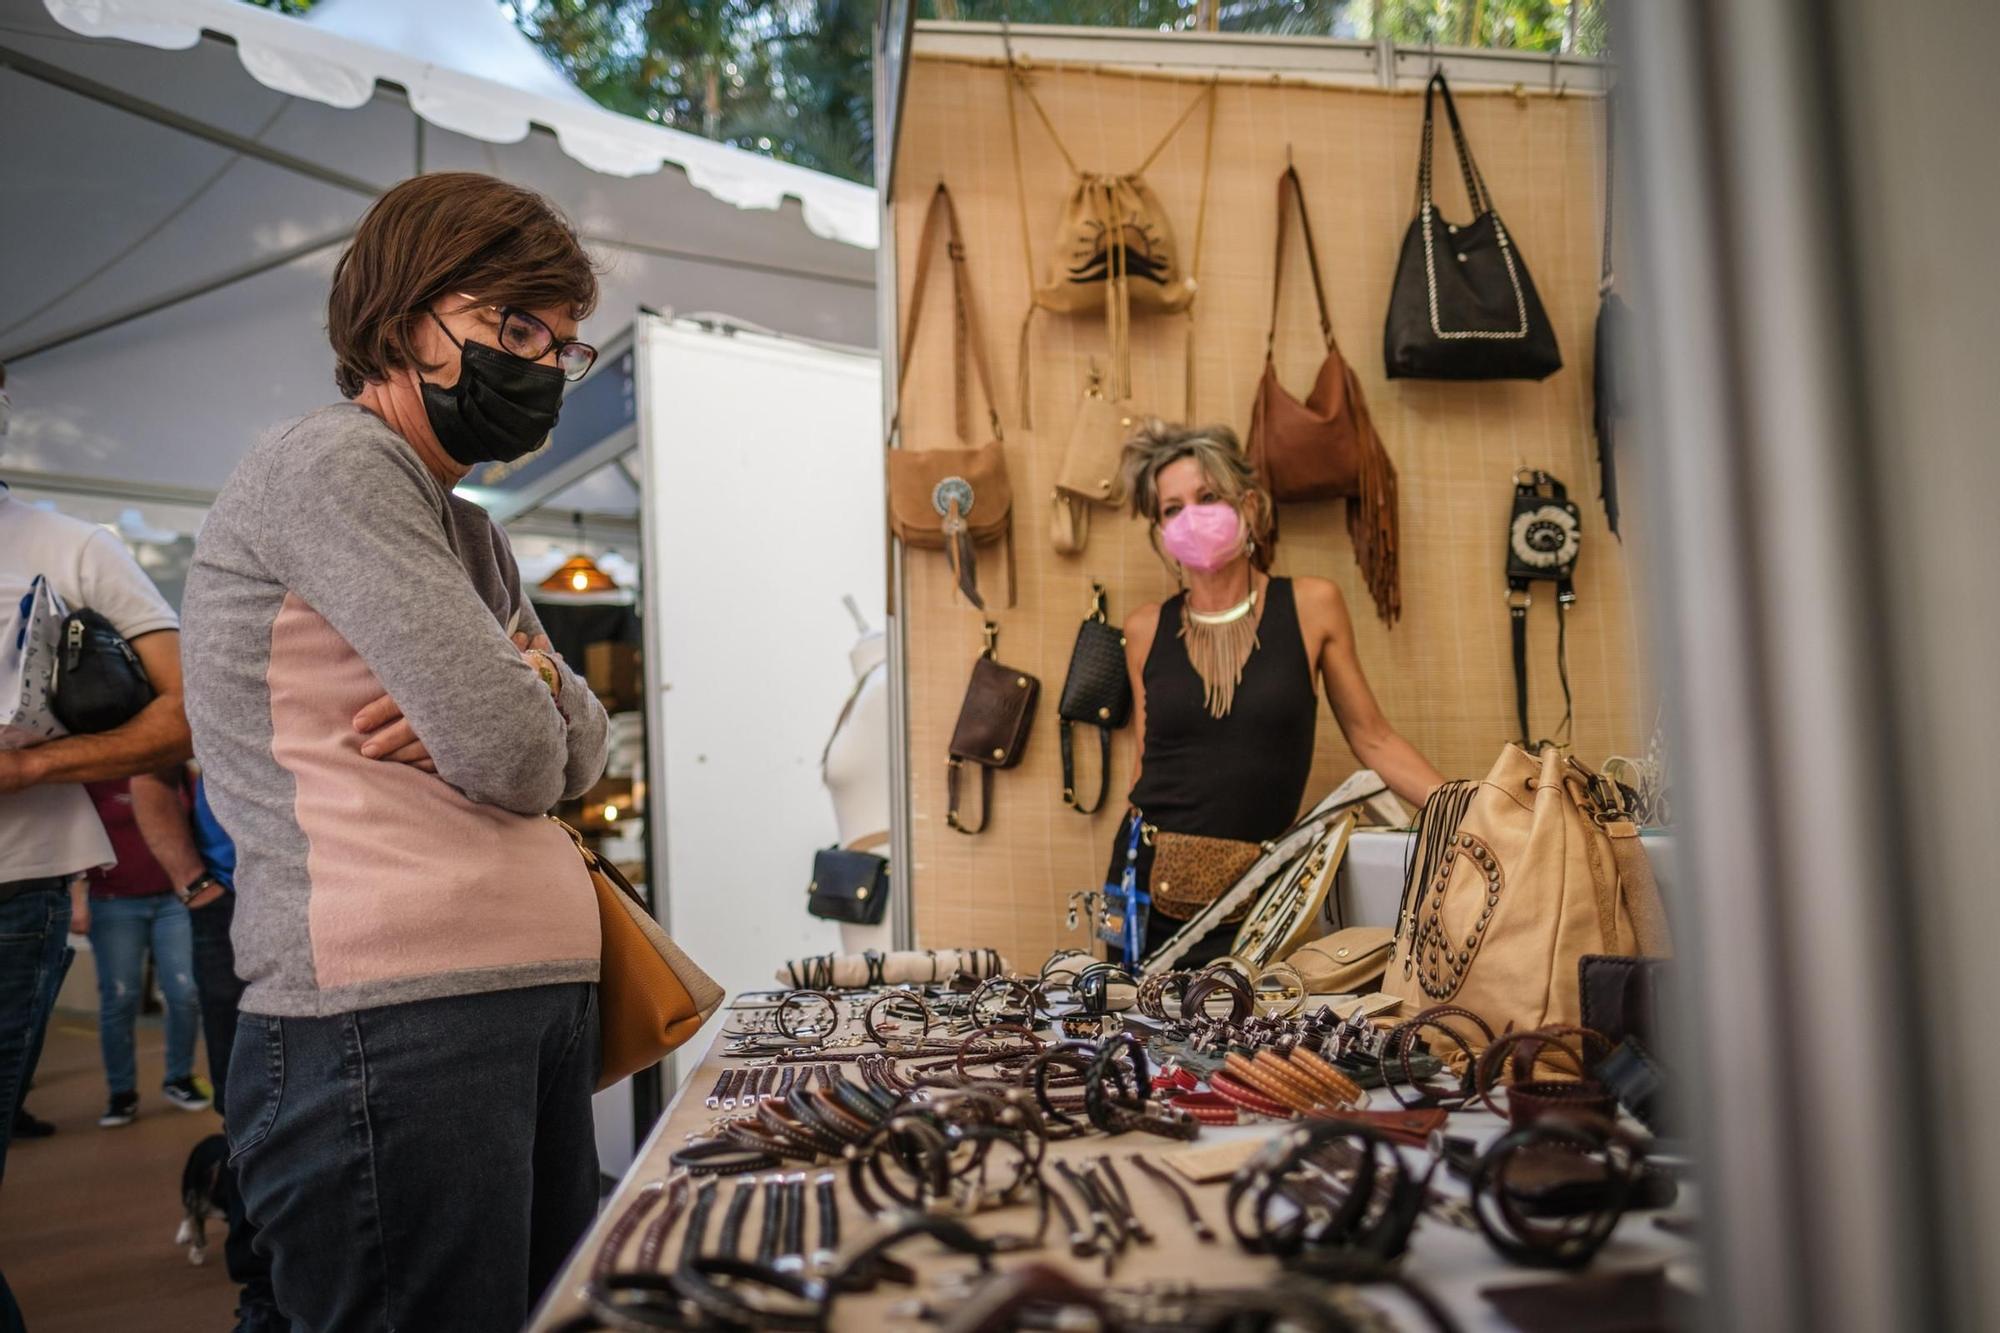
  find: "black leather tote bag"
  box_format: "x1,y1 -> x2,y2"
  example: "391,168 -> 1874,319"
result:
1384,72 -> 1562,382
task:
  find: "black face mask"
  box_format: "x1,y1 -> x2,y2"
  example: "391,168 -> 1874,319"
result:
419,314 -> 566,466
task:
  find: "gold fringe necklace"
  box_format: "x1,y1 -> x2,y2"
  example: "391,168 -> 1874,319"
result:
1180,574 -> 1262,719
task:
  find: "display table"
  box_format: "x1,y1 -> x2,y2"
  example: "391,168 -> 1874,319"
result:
530,1002 -> 1698,1332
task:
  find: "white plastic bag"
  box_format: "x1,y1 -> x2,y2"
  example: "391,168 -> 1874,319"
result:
1,575 -> 69,749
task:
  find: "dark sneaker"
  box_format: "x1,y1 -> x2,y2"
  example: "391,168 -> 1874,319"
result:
99,1091 -> 139,1128
163,1077 -> 212,1112
11,1106 -> 56,1138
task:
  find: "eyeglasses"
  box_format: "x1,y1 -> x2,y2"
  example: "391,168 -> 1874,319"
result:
451,294 -> 598,381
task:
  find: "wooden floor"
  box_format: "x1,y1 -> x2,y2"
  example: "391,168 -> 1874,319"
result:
1,1012 -> 239,1333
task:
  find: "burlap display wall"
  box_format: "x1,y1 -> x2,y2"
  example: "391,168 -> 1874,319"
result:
892,51 -> 1653,965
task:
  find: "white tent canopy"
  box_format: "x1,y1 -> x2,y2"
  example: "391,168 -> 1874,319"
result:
0,0 -> 879,512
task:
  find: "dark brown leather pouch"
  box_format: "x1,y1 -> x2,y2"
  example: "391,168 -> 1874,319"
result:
946,626 -> 1039,835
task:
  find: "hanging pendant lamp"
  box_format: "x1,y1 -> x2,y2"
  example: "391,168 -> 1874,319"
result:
539,512 -> 619,595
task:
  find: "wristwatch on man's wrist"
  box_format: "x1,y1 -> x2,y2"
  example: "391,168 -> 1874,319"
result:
178,873 -> 221,909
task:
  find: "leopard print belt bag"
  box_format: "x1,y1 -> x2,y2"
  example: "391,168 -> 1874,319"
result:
1148,828 -> 1264,922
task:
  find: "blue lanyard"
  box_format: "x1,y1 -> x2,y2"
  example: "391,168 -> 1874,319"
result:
1117,812 -> 1147,962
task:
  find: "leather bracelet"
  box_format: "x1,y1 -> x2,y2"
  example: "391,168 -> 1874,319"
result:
717,1178 -> 758,1259
1506,1078 -> 1617,1131
1248,1052 -> 1337,1115
676,1255 -> 827,1332
1208,1071 -> 1294,1120
1385,1005 -> 1494,1110
1168,1090 -> 1239,1126
954,1022 -> 1044,1081
776,990 -> 841,1042
862,990 -> 934,1046
636,1173 -> 691,1271
1131,1153 -> 1218,1242
678,1179 -> 720,1270
1223,1052 -> 1304,1111
1469,1113 -> 1645,1269
1289,1046 -> 1367,1107
1181,965 -> 1254,1023
1075,963 -> 1137,1016
590,1178 -> 664,1280
671,1140 -> 782,1178
1474,1025 -> 1615,1118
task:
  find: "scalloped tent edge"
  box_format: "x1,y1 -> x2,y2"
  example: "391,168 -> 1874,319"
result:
42,0 -> 880,250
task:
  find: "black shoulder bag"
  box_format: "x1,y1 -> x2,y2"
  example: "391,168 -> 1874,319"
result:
1056,583 -> 1132,815
1505,470 -> 1582,748
51,607 -> 155,734
1385,71 -> 1562,382
807,834 -> 889,926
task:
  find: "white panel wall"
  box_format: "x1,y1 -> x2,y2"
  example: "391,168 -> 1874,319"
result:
637,316 -> 884,1008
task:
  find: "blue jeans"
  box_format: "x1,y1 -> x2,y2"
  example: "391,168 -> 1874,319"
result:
229,982 -> 600,1332
86,893 -> 199,1096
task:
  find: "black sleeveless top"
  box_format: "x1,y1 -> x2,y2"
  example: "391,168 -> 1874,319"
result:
1128,577 -> 1317,843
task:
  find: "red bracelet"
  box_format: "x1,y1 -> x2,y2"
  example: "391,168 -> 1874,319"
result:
1167,1090 -> 1239,1126
1208,1072 -> 1295,1121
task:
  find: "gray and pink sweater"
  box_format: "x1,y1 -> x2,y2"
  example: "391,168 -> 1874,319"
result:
181,404 -> 609,1017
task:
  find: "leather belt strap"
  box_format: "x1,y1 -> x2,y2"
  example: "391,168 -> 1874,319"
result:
946,759 -> 993,836
845,831 -> 891,855
1508,574 -> 1575,748
1059,719 -> 1113,815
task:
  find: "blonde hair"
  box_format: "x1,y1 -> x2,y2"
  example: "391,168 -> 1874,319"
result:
1120,419 -> 1276,572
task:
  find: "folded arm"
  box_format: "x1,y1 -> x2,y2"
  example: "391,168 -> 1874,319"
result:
254,435 -> 574,815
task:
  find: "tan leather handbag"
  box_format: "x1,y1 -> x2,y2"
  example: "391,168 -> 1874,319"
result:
1004,67 -> 1218,414
1050,362 -> 1134,555
1246,164 -> 1400,624
886,182 -> 1014,610
1286,927 -> 1395,995
1383,745 -> 1672,1039
555,820 -> 724,1091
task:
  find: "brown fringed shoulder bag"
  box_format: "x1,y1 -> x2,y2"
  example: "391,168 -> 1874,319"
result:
1246,163 -> 1401,624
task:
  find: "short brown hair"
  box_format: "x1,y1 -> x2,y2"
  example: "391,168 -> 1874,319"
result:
328,173 -> 598,398
1121,419 -> 1277,572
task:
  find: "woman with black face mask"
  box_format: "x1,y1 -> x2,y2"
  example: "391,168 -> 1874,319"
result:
178,173 -> 613,1333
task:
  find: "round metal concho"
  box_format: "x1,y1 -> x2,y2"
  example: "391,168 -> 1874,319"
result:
1409,831 -> 1504,1001
931,476 -> 976,519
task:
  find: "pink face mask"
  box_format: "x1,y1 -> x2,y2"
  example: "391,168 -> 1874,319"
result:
1160,502 -> 1245,572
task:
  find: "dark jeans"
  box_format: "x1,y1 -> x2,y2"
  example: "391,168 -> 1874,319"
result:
187,895 -> 274,1315
0,881 -> 74,1333
229,982 -> 601,1333
0,883 -> 74,1181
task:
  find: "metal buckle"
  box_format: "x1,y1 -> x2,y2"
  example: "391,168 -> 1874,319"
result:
1506,588 -> 1533,612
932,476 -> 975,520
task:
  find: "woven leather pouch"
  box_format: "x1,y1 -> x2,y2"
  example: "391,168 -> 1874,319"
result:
1150,829 -> 1262,922
946,625 -> 1040,835
1056,584 -> 1131,815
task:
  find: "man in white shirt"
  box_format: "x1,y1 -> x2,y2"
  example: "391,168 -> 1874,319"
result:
0,477 -> 190,1195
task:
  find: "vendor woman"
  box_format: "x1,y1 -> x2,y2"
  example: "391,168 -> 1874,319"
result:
1112,420 -> 1446,963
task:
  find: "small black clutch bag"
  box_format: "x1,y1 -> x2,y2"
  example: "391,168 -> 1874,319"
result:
1056,584 -> 1132,815
51,607 -> 155,735
807,847 -> 888,926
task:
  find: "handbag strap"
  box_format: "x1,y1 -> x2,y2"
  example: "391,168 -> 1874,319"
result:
1059,719 -> 1113,815
1417,71 -> 1494,218
1600,89 -> 1616,293
946,759 -> 993,835
1266,163 -> 1335,356
894,182 -> 1003,446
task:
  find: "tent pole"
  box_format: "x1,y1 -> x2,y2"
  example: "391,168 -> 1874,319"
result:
0,229 -> 353,364
0,42 -> 382,199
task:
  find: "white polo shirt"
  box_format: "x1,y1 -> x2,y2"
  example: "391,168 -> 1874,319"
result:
0,484 -> 178,882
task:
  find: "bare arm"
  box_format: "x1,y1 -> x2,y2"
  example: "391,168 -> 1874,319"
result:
0,630 -> 192,794
130,766 -> 205,882
1121,604 -> 1160,798
1297,578 -> 1446,809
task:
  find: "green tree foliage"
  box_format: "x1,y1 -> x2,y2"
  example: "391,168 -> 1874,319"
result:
239,0 -> 1601,185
